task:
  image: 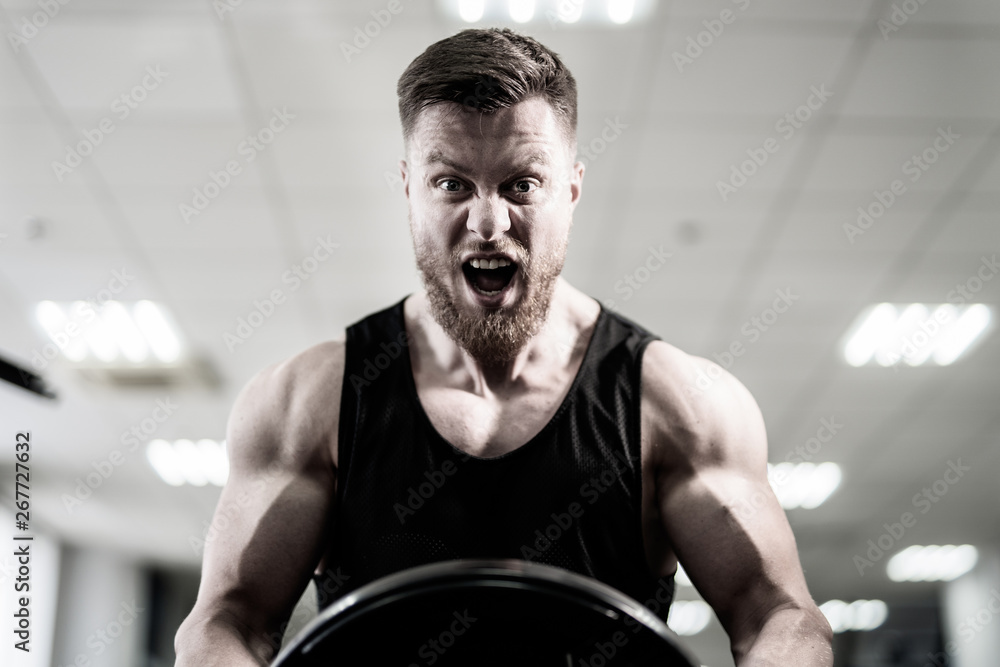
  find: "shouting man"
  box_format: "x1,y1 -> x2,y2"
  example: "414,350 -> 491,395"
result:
176,27 -> 833,666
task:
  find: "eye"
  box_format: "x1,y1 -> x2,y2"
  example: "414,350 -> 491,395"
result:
437,178 -> 465,193
511,180 -> 537,195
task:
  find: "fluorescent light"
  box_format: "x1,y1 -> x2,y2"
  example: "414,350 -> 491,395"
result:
819,599 -> 888,633
667,600 -> 711,636
146,439 -> 186,487
436,0 -> 657,25
34,300 -> 183,365
83,306 -> 118,362
199,439 -> 230,487
36,300 -> 67,335
36,300 -> 88,362
102,301 -> 150,362
876,303 -> 926,366
851,599 -> 888,631
940,544 -> 979,581
458,0 -> 485,21
146,439 -> 229,487
933,304 -> 991,365
844,303 -> 895,366
133,300 -> 182,363
887,544 -> 978,582
843,303 -> 993,367
607,0 -> 635,23
64,302 -> 92,361
174,439 -> 208,487
905,304 -> 954,366
768,462 -> 841,510
801,462 -> 842,509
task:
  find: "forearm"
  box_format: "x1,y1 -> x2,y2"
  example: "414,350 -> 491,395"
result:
175,610 -> 277,667
734,607 -> 833,667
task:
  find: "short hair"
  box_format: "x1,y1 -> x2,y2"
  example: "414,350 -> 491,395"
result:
397,27 -> 578,149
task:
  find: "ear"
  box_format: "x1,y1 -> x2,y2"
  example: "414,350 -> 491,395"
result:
569,159 -> 585,212
399,158 -> 410,199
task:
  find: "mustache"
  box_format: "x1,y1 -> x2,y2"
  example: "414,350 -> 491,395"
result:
451,238 -> 529,265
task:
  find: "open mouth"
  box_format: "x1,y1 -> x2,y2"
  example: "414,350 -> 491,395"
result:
461,257 -> 519,298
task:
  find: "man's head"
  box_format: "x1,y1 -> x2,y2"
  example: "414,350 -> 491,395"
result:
397,28 -> 584,367
397,27 -> 578,154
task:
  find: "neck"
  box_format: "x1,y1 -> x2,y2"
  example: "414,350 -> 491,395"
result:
405,278 -> 600,397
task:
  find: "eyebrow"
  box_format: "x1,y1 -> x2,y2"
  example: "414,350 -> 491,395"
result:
423,149 -> 551,174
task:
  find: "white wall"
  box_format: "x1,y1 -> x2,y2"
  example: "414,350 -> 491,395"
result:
940,545 -> 1000,667
50,546 -> 148,667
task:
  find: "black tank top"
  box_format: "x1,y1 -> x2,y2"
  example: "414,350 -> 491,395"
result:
318,297 -> 675,620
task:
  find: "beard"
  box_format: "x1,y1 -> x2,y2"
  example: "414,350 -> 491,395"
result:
412,231 -> 566,367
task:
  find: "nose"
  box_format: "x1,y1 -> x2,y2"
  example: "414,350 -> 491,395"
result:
466,194 -> 511,241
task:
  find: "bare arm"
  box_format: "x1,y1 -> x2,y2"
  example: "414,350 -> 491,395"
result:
175,340 -> 343,666
642,343 -> 833,665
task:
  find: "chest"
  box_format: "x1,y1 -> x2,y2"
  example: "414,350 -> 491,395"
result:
415,384 -> 567,459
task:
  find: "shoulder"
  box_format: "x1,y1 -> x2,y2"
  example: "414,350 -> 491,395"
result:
640,339 -> 767,473
227,335 -> 346,472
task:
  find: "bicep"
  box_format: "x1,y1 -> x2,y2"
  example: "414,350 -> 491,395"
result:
193,369 -> 337,641
651,359 -> 811,641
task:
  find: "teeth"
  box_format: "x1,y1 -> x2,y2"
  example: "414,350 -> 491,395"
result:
470,258 -> 511,269
473,285 -> 502,296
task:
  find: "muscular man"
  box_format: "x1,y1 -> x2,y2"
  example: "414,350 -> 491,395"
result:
175,28 -> 833,666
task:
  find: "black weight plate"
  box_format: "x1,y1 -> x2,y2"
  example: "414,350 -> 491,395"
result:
272,559 -> 698,667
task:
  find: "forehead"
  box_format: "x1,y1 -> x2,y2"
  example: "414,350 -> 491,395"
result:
409,96 -> 570,170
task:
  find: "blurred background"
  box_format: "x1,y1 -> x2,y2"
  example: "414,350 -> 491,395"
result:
0,0 -> 998,665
